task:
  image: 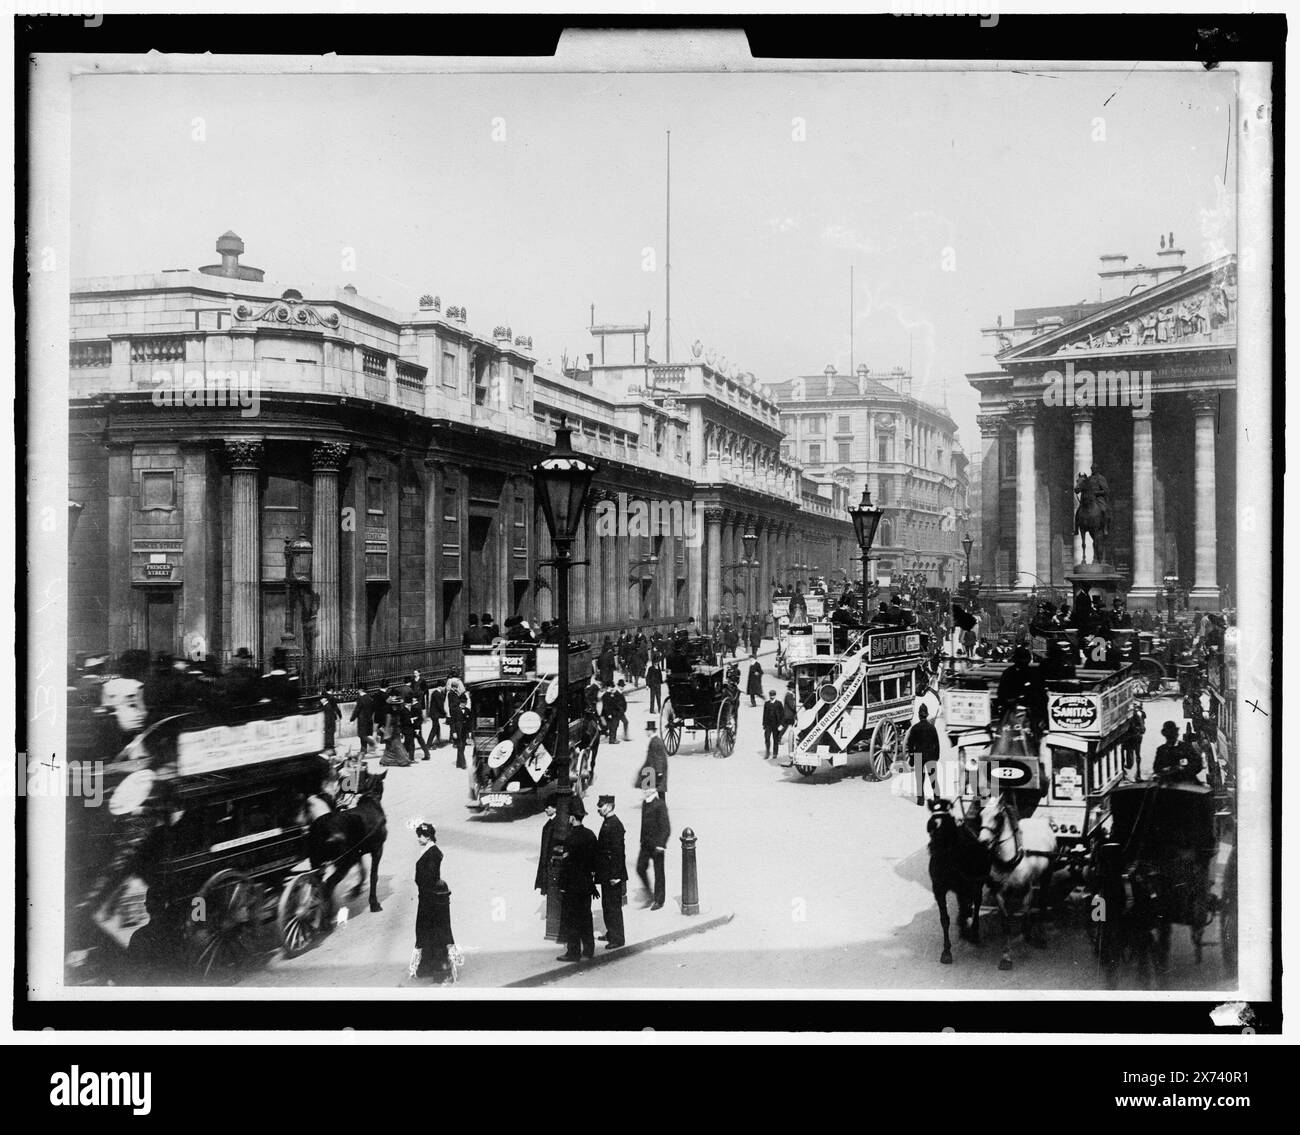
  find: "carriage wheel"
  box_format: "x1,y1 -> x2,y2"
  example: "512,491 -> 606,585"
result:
1131,658 -> 1165,698
716,700 -> 736,758
794,763 -> 817,778
186,868 -> 259,979
276,871 -> 327,958
574,749 -> 593,797
867,719 -> 902,781
660,701 -> 682,755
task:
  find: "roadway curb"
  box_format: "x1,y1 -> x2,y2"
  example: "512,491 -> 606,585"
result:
503,912 -> 736,987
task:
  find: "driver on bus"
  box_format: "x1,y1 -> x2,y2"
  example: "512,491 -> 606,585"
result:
995,645 -> 1048,737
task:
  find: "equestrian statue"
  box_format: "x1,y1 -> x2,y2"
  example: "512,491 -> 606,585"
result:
1074,466 -> 1110,566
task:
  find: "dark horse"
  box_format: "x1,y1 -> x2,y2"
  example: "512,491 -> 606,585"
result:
308,769 -> 388,914
927,799 -> 989,964
1074,472 -> 1110,564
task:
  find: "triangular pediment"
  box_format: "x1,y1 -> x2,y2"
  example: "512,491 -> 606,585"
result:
997,254 -> 1237,363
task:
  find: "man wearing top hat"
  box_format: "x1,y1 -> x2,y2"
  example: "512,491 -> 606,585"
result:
594,795 -> 627,950
555,795 -> 599,962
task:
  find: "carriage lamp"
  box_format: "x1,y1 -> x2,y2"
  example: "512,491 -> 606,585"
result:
532,417 -> 598,942
849,486 -> 883,602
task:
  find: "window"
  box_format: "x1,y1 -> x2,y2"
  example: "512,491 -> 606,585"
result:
781,416 -> 795,433
837,442 -> 851,463
367,475 -> 385,517
140,470 -> 175,511
838,415 -> 851,434
807,443 -> 821,464
807,416 -> 824,435
264,474 -> 300,511
780,443 -> 791,460
441,350 -> 457,389
878,439 -> 889,464
512,368 -> 526,408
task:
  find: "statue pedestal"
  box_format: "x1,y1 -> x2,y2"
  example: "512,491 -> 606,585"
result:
1065,562 -> 1123,609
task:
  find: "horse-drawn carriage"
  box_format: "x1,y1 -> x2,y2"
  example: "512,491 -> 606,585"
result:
466,641 -> 594,811
658,638 -> 740,756
66,702 -> 384,982
1091,778 -> 1234,980
784,624 -> 930,780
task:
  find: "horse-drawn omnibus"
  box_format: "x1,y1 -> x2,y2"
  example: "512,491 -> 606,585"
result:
65,701 -> 341,982
784,624 -> 930,780
465,641 -> 593,812
939,662 -> 1134,863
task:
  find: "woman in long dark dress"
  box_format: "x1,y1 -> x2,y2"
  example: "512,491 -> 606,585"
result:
413,823 -> 454,978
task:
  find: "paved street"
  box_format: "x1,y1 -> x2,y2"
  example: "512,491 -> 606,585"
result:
233,646 -> 1232,993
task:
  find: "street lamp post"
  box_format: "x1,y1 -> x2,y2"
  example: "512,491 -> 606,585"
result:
532,420 -> 598,941
848,487 -> 884,615
1163,574 -> 1180,631
282,533 -> 314,668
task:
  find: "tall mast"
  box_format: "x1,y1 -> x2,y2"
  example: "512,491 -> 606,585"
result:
849,265 -> 854,375
665,129 -> 671,364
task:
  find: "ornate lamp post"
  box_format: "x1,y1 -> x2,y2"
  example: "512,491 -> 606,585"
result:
533,420 -> 598,941
282,533 -> 314,665
722,525 -> 760,616
1163,574 -> 1180,631
848,486 -> 884,609
961,532 -> 974,609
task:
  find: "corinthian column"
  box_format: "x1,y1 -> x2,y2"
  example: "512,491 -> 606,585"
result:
705,508 -> 724,624
311,442 -> 348,658
225,438 -> 263,657
1189,394 -> 1221,608
1008,402 -> 1037,592
1128,408 -> 1158,607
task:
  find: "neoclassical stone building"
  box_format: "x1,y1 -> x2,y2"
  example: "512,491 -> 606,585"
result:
967,242 -> 1236,615
67,233 -> 855,667
765,366 -> 969,592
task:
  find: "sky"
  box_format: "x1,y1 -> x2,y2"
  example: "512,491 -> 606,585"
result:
70,65 -> 1238,450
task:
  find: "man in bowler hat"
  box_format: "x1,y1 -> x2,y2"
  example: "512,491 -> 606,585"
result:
595,795 -> 627,949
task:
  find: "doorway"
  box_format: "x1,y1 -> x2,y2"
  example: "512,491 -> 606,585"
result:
144,590 -> 176,657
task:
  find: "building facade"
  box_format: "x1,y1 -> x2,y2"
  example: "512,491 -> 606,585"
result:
67,233 -> 855,668
765,366 -> 969,591
967,241 -> 1237,616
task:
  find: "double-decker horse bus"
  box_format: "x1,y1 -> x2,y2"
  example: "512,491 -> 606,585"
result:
940,661 -> 1134,863
784,625 -> 929,781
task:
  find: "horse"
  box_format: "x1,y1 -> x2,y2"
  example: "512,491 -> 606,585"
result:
308,768 -> 388,914
926,799 -> 989,964
1073,473 -> 1109,564
977,792 -> 1056,970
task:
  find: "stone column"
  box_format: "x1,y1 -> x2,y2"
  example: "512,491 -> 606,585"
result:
1128,408 -> 1158,607
720,513 -> 735,618
1006,403 -> 1038,593
535,500 -> 554,624
225,438 -> 263,657
311,442 -> 348,659
1189,394 -> 1221,608
705,508 -> 724,625
586,507 -> 603,626
1071,408 -> 1094,565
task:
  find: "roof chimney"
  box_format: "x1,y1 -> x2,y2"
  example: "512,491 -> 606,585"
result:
199,230 -> 265,282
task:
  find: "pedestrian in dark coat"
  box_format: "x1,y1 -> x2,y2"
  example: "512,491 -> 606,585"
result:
762,690 -> 784,758
645,661 -> 663,715
609,680 -> 630,742
904,704 -> 942,803
426,681 -> 447,748
782,682 -> 798,738
636,788 -> 671,910
350,688 -> 377,753
746,659 -> 765,706
446,678 -> 469,768
749,621 -> 763,658
637,735 -> 669,800
597,639 -> 616,687
595,795 -> 627,949
318,689 -> 341,754
413,823 -> 454,978
556,797 -> 598,962
534,800 -> 558,893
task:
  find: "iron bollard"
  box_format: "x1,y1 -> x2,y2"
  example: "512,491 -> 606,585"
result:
432,880 -> 455,974
680,828 -> 699,915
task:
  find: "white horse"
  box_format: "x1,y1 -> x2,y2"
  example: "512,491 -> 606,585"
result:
977,793 -> 1057,970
